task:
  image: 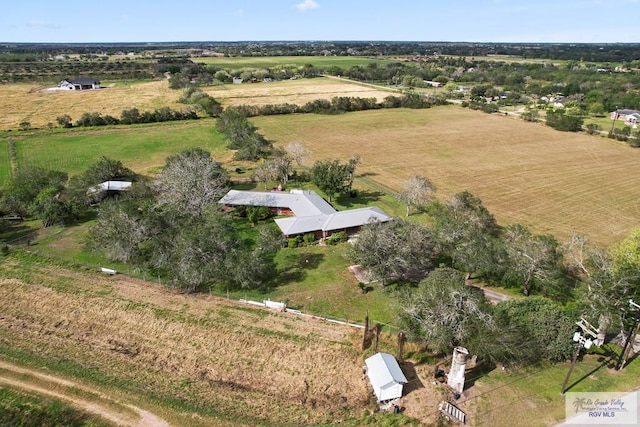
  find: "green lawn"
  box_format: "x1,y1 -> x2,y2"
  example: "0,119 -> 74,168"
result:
472,345 -> 640,426
10,119 -> 228,177
0,138 -> 12,187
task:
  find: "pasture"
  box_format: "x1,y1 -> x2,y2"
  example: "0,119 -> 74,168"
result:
194,55 -> 390,69
10,120 -> 228,179
251,106 -> 640,246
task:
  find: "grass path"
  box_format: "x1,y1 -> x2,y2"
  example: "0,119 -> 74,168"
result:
0,359 -> 169,427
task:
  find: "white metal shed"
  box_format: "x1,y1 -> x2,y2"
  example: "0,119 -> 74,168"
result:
365,352 -> 408,402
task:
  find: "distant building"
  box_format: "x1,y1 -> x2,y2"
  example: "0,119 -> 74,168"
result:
611,109 -> 640,126
232,77 -> 243,84
59,78 -> 101,90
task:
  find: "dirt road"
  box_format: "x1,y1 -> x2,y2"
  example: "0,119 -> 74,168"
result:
0,359 -> 169,427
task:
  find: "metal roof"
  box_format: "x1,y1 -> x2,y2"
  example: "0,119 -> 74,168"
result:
365,352 -> 408,390
220,189 -> 390,236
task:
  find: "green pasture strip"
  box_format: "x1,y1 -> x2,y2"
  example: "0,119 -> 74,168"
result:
194,55 -> 391,69
0,386 -> 113,427
0,138 -> 12,187
12,120 -> 227,177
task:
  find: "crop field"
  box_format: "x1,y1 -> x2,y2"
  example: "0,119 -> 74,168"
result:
251,106 -> 640,246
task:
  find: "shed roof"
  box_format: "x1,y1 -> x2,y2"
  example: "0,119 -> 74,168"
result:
365,352 -> 408,391
88,180 -> 132,194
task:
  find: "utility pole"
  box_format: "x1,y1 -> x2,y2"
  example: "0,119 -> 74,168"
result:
610,106 -> 619,134
561,317 -> 600,394
616,299 -> 640,370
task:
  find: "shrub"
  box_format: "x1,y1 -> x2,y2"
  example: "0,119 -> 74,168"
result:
303,233 -> 316,245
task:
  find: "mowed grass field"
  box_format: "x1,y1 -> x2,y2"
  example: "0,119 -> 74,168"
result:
251,106 -> 640,246
10,120 -> 229,178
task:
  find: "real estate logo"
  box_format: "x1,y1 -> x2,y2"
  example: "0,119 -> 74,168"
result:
565,391 -> 638,425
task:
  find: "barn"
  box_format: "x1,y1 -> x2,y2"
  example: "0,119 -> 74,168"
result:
364,352 -> 408,402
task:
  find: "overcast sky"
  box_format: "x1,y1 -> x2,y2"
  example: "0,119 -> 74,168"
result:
2,0 -> 639,44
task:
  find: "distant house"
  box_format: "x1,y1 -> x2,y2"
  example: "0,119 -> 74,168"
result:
218,189 -> 391,238
232,77 -> 243,84
59,78 -> 101,90
611,109 -> 640,126
364,352 -> 408,402
423,80 -> 443,88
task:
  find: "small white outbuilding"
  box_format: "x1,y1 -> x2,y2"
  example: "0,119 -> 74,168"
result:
364,352 -> 408,402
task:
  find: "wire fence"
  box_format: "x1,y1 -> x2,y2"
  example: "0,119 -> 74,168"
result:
4,238 -> 400,334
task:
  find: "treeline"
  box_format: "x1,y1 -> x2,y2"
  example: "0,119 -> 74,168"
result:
55,107 -> 199,128
352,185 -> 640,364
4,41 -> 640,62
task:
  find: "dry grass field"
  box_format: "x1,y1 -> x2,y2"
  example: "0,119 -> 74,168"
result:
251,106 -> 640,246
203,78 -> 396,108
0,254 -> 389,426
0,81 -> 182,130
0,78 -> 394,131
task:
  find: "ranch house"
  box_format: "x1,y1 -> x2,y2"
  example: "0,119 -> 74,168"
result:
218,189 -> 391,239
611,109 -> 640,126
59,78 -> 101,90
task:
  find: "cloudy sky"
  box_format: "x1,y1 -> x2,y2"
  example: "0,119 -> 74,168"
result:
2,0 -> 639,43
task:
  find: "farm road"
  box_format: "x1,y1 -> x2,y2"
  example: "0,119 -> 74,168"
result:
0,359 -> 169,427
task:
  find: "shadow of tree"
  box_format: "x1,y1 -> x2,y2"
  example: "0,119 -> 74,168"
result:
274,251 -> 325,287
337,189 -> 386,208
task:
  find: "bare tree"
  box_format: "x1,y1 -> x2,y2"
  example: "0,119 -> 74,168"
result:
252,161 -> 279,190
397,175 -> 435,216
285,141 -> 311,167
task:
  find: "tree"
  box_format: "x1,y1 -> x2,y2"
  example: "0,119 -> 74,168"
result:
1,167 -> 68,217
252,161 -> 279,190
429,191 -> 501,278
397,175 -> 435,216
154,148 -> 229,217
56,115 -> 73,128
501,224 -> 566,298
270,147 -> 293,186
86,200 -> 154,263
310,157 -> 359,201
545,108 -> 583,132
492,297 -> 576,362
28,187 -> 72,227
286,141 -> 310,167
350,219 -> 437,285
398,267 -> 493,354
